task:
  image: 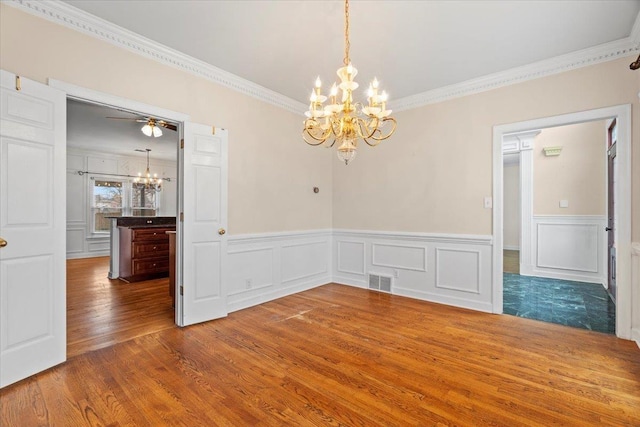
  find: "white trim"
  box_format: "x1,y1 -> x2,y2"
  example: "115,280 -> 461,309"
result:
48,80 -> 189,123
393,21 -> 640,111
503,245 -> 519,251
493,105 -> 633,340
333,229 -> 492,246
631,242 -> 640,348
4,0 -> 306,115
228,229 -> 332,245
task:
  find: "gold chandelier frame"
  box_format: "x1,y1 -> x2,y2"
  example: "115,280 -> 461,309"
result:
302,0 -> 397,164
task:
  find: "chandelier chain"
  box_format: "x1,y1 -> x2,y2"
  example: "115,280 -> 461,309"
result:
343,0 -> 350,66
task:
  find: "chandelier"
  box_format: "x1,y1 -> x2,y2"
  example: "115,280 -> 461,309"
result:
141,118 -> 163,138
135,149 -> 162,190
302,0 -> 396,165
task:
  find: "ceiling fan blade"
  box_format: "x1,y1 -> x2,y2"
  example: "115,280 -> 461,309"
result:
105,116 -> 138,120
106,116 -> 149,123
158,121 -> 178,131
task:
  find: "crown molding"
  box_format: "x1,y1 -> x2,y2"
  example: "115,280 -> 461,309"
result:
4,1 -> 639,115
2,0 -> 308,115
392,10 -> 640,112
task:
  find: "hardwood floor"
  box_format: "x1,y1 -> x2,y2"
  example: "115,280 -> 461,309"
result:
504,249 -> 520,274
3,284 -> 639,426
67,256 -> 175,358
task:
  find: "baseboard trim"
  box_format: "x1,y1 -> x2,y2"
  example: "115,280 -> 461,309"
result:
393,286 -> 493,313
67,251 -> 109,260
227,275 -> 329,314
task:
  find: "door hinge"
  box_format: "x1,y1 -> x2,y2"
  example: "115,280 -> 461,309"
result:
212,126 -> 216,135
180,286 -> 184,296
180,139 -> 184,149
179,212 -> 184,222
15,76 -> 21,91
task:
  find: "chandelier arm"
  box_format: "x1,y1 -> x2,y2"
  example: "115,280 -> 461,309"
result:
369,117 -> 397,141
357,116 -> 379,140
362,137 -> 382,147
302,129 -> 331,146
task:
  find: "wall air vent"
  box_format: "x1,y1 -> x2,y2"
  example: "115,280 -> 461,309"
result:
368,273 -> 392,293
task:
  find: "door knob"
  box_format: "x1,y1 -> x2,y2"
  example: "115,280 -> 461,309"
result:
218,228 -> 226,235
0,238 -> 7,248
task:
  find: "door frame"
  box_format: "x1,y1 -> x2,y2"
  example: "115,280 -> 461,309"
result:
48,79 -> 189,326
492,104 -> 632,339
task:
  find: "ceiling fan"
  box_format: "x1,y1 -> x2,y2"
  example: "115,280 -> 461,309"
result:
106,116 -> 178,137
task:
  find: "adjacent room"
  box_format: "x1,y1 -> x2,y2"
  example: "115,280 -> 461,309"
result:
1,1 -> 639,426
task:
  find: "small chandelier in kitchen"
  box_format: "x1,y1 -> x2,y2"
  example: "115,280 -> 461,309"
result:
302,0 -> 397,165
135,149 -> 162,190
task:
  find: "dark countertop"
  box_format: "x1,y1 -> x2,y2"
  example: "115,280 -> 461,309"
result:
108,216 -> 177,227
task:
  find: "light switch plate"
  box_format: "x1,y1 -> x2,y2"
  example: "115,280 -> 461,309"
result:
559,200 -> 569,208
484,196 -> 493,209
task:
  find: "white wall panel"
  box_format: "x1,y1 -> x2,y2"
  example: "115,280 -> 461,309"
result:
66,154 -> 85,224
66,228 -> 84,254
436,248 -> 480,294
227,247 -> 273,295
372,243 -> 426,271
337,241 -> 365,275
523,215 -> 607,283
282,241 -> 329,284
87,156 -> 117,174
537,223 -> 598,272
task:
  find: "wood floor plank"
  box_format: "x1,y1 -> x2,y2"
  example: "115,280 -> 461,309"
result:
66,256 -> 175,358
2,283 -> 640,426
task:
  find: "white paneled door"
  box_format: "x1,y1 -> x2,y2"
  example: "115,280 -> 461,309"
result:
180,123 -> 228,326
0,71 -> 66,387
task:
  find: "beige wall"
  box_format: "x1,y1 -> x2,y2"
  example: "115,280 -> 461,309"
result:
333,56 -> 639,241
1,4 -> 638,242
533,121 -> 607,216
503,161 -> 520,248
0,5 -> 333,236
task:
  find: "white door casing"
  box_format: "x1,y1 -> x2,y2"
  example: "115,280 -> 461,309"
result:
180,123 -> 228,326
492,105 -> 632,339
0,71 -> 66,387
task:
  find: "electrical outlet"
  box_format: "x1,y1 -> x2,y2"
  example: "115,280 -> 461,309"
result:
246,279 -> 253,289
393,269 -> 399,278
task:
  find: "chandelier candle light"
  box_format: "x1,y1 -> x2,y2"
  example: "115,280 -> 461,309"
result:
302,0 -> 396,165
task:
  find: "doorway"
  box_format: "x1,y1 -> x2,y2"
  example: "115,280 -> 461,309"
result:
492,104 -> 632,340
500,121 -> 615,334
65,98 -> 180,356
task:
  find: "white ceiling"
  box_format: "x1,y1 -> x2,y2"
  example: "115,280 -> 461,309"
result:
67,99 -> 178,161
61,0 -> 640,105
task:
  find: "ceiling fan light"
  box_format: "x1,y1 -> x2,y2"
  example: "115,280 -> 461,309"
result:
152,126 -> 163,138
141,124 -> 153,137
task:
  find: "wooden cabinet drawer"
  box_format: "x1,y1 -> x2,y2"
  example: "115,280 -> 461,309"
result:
132,242 -> 169,258
133,258 -> 169,275
132,228 -> 173,242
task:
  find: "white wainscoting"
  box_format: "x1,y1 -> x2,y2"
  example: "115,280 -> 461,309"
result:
225,230 -> 332,313
333,230 -> 493,312
521,215 -> 607,284
631,242 -> 640,348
